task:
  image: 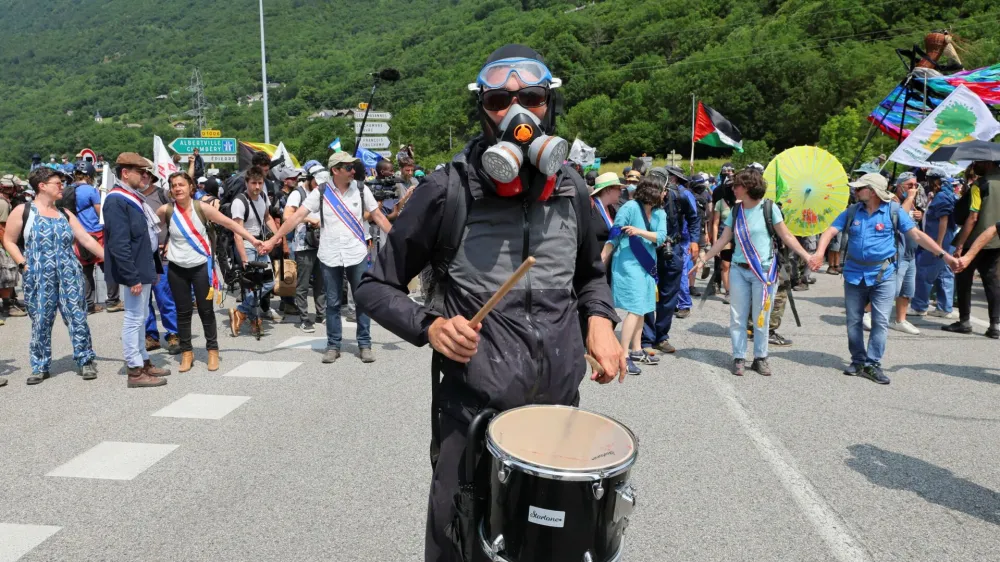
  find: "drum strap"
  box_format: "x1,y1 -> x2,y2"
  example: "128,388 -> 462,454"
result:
429,352 -> 443,469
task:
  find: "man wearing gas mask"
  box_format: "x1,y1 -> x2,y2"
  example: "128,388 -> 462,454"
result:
354,44 -> 626,562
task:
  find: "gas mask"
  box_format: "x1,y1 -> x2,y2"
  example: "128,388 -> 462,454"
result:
480,104 -> 568,185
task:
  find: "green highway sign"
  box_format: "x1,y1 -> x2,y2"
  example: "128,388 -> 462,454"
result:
168,137 -> 238,155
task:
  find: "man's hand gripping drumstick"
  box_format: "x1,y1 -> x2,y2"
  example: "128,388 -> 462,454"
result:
428,257 -> 626,383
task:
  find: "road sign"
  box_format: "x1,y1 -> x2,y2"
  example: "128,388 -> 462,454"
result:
354,121 -> 391,135
376,151 -> 393,159
353,110 -> 392,121
184,154 -> 237,164
358,136 -> 391,150
168,138 -> 238,155
200,129 -> 222,138
358,102 -> 369,110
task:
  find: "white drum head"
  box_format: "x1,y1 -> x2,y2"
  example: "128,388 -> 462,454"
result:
487,405 -> 636,473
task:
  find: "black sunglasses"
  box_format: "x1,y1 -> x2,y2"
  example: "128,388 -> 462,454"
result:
481,86 -> 549,112
335,164 -> 356,171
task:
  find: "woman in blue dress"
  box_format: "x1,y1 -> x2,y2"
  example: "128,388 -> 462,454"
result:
601,178 -> 667,376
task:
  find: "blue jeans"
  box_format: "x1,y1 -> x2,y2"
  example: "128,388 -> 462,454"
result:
146,263 -> 178,339
911,251 -> 954,313
322,261 -> 371,350
677,243 -> 692,310
123,284 -> 152,368
729,265 -> 773,360
237,243 -> 275,321
642,249 -> 684,346
894,258 -> 916,299
844,276 -> 895,366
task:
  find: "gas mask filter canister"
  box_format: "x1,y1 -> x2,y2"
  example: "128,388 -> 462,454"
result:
481,104 -> 568,184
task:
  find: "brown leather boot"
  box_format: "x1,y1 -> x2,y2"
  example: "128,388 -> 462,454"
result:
207,349 -> 220,372
143,359 -> 171,377
178,351 -> 194,373
127,366 -> 166,388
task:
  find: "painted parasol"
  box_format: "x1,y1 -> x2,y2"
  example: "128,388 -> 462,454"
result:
763,146 -> 850,237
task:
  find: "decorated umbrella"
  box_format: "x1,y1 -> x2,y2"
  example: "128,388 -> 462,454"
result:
763,146 -> 850,237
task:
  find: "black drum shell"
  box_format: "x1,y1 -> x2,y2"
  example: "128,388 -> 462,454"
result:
482,458 -> 631,562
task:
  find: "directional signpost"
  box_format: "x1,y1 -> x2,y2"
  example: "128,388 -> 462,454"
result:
354,121 -> 391,135
168,138 -> 238,155
359,136 -> 391,150
354,110 -> 392,121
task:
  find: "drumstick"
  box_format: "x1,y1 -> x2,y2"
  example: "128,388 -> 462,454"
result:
584,354 -> 605,376
469,256 -> 536,326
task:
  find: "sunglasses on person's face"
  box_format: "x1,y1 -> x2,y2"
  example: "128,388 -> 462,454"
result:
481,86 -> 548,112
335,164 -> 356,172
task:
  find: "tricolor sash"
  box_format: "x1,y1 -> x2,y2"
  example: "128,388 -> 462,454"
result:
172,203 -> 220,300
321,183 -> 367,246
734,202 -> 778,327
593,197 -> 621,239
107,186 -> 145,214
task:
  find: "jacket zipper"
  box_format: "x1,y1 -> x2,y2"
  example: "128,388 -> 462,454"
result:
522,199 -> 544,401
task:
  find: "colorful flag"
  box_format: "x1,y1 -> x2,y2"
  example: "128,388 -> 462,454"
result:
329,138 -> 342,152
153,135 -> 179,187
888,84 -> 1000,176
693,102 -> 743,152
356,146 -> 382,176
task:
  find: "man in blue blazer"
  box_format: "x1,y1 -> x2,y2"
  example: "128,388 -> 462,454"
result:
104,153 -> 171,388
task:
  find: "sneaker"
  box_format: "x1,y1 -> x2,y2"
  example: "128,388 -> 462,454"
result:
929,309 -> 958,319
843,362 -> 864,376
5,304 -> 27,317
768,331 -> 792,347
986,325 -> 1000,340
299,322 -> 315,333
359,348 -> 376,363
751,357 -> 772,376
859,364 -> 890,385
907,309 -> 928,317
889,320 -> 920,335
105,301 -> 124,313
731,359 -> 745,376
630,350 -> 659,365
322,348 -> 341,363
690,287 -> 703,297
806,276 -> 817,285
26,372 -> 49,385
941,321 -> 973,334
315,314 -> 325,324
654,340 -> 677,354
79,361 -> 98,380
625,357 -> 642,376
674,309 -> 691,319
722,293 -> 730,305
792,283 -> 809,292
863,312 -> 872,331
145,335 -> 161,352
343,308 -> 357,322
264,309 -> 283,322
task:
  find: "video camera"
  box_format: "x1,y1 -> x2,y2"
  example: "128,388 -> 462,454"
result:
365,177 -> 399,202
238,261 -> 275,292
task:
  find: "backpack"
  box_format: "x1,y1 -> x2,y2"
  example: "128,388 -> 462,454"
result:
17,204 -> 69,253
57,183 -> 78,214
218,172 -> 247,218
839,201 -> 903,282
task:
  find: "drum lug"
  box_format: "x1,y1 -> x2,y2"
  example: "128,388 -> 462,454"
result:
592,480 -> 605,500
498,461 -> 511,484
489,534 -> 506,560
614,482 -> 636,523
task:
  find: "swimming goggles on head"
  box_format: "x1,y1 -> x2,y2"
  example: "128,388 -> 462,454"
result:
468,57 -> 563,91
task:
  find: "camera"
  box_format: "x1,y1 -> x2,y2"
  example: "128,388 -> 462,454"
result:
239,261 -> 275,291
366,177 -> 399,202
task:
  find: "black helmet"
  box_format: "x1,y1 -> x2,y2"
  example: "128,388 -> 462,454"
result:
74,161 -> 96,177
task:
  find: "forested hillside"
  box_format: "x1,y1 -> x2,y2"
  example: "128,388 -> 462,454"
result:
0,0 -> 997,172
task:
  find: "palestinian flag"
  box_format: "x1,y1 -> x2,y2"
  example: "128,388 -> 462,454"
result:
693,102 -> 744,152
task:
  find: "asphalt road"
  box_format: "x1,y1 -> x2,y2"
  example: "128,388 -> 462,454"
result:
1,272 -> 998,562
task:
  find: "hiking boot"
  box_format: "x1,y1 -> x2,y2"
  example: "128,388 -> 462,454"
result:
630,350 -> 659,365
165,334 -> 181,355
625,356 -> 642,376
768,331 -> 792,347
792,283 -> 809,291
322,348 -> 341,364
178,351 -> 194,373
26,372 -> 49,385
145,335 -> 161,352
654,340 -> 677,354
207,350 -> 220,371
79,361 -> 98,380
941,321 -> 973,334
751,357 -> 772,376
732,359 -> 745,376
359,347 -> 376,363
674,309 -> 691,319
299,322 -> 315,334
859,364 -> 890,385
105,301 -> 124,313
229,308 -> 246,337
889,320 -> 920,335
144,360 -> 171,377
843,362 -> 864,376
87,305 -> 104,315
5,303 -> 27,317
986,324 -> 1000,340
127,366 -> 166,388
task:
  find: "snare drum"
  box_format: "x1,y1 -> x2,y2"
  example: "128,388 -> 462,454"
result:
479,405 -> 637,562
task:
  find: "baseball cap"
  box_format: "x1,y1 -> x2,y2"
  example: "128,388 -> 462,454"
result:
328,151 -> 361,169
197,176 -> 208,184
849,173 -> 892,202
625,170 -> 642,182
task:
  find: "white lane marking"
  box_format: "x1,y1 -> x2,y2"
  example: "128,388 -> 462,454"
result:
222,360 -> 302,379
692,352 -> 873,562
46,442 -> 178,481
969,316 -> 989,328
273,336 -> 326,350
151,394 -> 251,420
0,524 -> 61,562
